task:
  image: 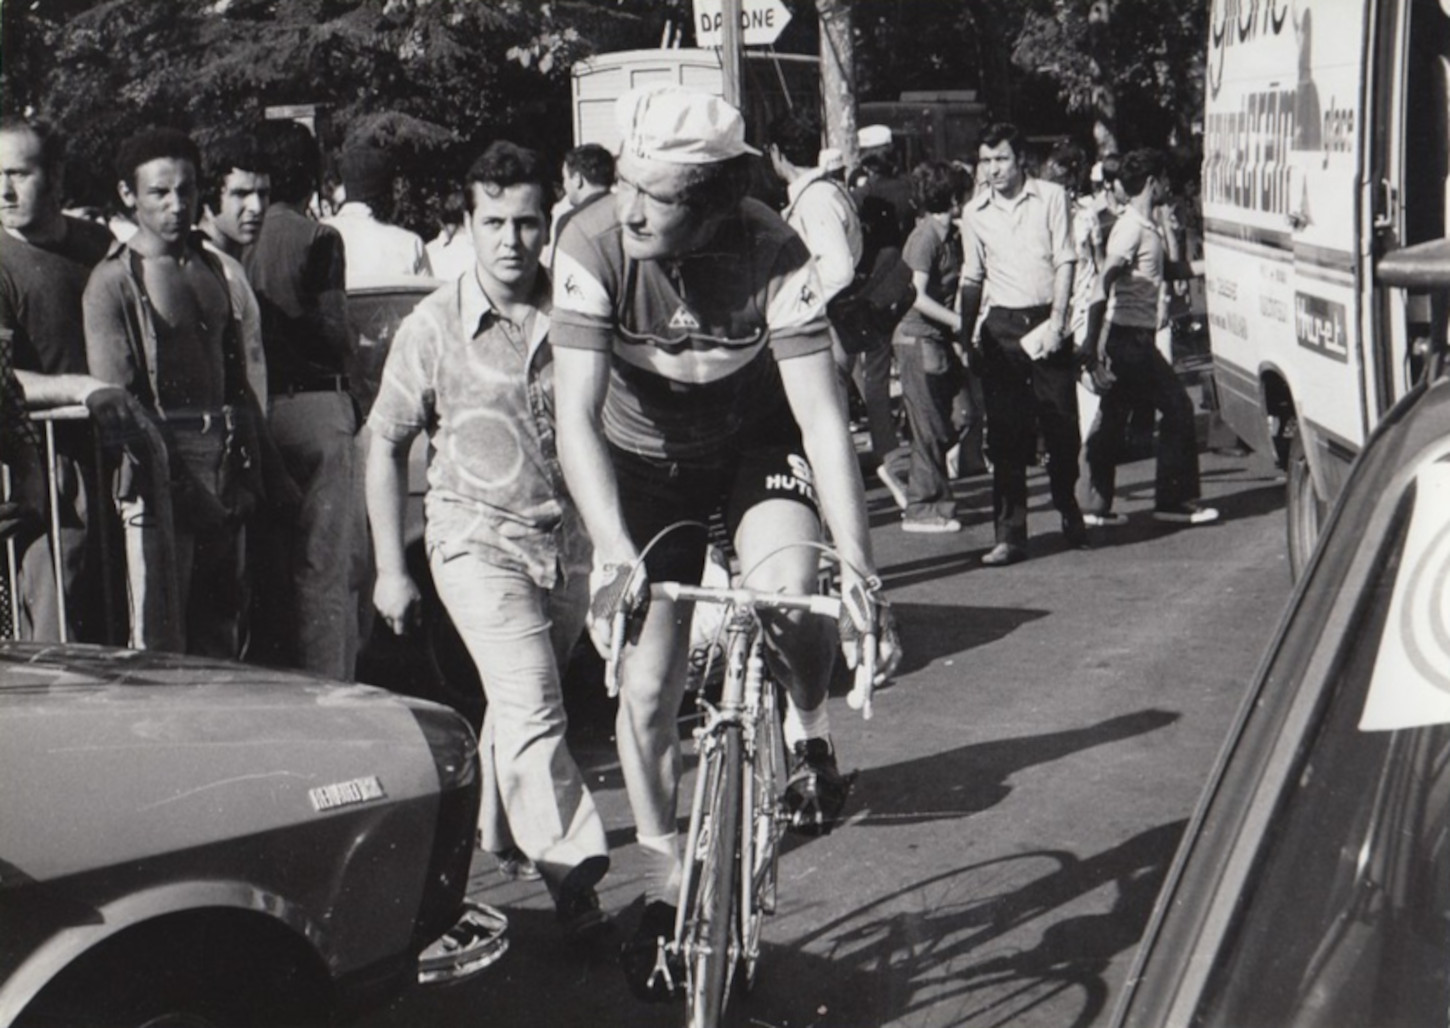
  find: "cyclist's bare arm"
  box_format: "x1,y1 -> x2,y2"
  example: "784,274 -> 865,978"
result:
553,344 -> 638,566
776,348 -> 876,586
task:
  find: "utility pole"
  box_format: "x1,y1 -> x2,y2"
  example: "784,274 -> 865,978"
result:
816,0 -> 857,169
721,0 -> 743,108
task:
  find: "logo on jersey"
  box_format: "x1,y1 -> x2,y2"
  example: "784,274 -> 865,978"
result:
668,306 -> 701,330
563,274 -> 582,298
799,284 -> 817,308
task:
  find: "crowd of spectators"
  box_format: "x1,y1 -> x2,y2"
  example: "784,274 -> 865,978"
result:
1,93 -> 1205,987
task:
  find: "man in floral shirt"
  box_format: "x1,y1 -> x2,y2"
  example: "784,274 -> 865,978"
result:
365,141 -> 609,941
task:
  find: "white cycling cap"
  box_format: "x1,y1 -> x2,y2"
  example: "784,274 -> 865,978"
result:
616,86 -> 760,165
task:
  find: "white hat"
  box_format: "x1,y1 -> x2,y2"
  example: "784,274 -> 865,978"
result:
858,124 -> 892,150
616,86 -> 761,165
817,147 -> 845,174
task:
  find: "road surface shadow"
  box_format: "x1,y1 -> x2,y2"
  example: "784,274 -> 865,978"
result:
864,602 -> 1049,679
758,819 -> 1188,1028
846,708 -> 1181,829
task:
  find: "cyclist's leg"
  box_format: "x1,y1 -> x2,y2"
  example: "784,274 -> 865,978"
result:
609,446 -> 718,868
726,447 -> 853,834
733,497 -> 834,712
611,447 -> 722,999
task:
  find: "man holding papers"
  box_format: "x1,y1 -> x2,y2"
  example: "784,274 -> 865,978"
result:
959,122 -> 1087,566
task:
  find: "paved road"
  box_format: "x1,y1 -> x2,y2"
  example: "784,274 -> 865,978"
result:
363,446 -> 1292,1028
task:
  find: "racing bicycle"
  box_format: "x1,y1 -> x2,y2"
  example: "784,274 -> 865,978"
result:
607,551 -> 882,1028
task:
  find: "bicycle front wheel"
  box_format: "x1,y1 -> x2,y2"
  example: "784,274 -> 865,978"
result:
683,724 -> 742,1028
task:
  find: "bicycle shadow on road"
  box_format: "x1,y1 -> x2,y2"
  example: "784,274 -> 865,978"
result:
847,708 -> 1181,829
761,818 -> 1188,1028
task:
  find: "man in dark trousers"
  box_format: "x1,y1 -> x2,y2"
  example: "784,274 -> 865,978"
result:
959,122 -> 1088,566
1078,148 -> 1219,528
1,115 -> 144,642
84,127 -> 284,655
243,120 -> 358,678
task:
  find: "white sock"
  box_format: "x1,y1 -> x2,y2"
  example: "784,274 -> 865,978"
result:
782,699 -> 831,750
637,831 -> 682,903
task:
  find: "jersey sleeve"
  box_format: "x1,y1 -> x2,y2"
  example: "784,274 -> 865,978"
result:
764,234 -> 833,361
549,216 -> 617,352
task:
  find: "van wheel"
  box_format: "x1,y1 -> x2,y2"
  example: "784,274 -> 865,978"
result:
1285,433 -> 1326,581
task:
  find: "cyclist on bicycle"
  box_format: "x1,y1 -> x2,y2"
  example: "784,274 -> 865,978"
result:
551,85 -> 900,1000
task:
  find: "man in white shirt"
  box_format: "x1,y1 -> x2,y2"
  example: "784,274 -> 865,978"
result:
323,145 -> 431,288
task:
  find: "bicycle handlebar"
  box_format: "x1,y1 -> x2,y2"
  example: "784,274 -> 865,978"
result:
605,581 -> 878,719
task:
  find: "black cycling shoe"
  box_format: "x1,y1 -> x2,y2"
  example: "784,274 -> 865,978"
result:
783,738 -> 856,837
621,900 -> 683,1002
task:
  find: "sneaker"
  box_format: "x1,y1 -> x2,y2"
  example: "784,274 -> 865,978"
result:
783,738 -> 856,837
1061,515 -> 1091,550
1083,511 -> 1128,527
621,900 -> 683,1002
493,846 -> 542,882
876,464 -> 908,510
555,856 -> 613,942
1152,503 -> 1220,525
902,515 -> 962,534
980,542 -> 1028,567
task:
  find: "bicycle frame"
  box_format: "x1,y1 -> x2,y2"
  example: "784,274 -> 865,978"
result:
675,596 -> 777,1027
606,574 -> 878,1028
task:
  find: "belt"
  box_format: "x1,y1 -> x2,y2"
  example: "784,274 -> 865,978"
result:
277,374 -> 350,396
156,407 -> 237,435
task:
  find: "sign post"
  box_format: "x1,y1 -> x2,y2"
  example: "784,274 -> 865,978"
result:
692,0 -> 792,48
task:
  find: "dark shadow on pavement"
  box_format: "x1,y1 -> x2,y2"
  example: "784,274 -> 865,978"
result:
852,708 -> 1181,829
890,602 -> 1049,677
757,820 -> 1188,1028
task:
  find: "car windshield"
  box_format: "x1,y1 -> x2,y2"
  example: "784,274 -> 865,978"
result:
1195,457 -> 1450,1027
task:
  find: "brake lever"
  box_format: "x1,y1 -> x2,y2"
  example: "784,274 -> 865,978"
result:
846,630 -> 876,720
605,610 -> 628,698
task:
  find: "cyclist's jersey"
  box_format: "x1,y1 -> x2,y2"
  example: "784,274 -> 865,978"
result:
551,195 -> 833,463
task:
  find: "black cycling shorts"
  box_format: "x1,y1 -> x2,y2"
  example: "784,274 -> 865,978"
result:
610,440 -> 822,588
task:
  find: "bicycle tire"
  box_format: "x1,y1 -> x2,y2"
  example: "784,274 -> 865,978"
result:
739,678 -> 784,994
683,725 -> 742,1028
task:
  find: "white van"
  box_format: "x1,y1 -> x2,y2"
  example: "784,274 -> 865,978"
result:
570,48 -> 818,153
1202,0 -> 1448,576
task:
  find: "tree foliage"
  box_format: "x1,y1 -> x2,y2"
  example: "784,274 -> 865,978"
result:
2,0 -> 1206,225
2,0 -> 683,228
1012,0 -> 1206,156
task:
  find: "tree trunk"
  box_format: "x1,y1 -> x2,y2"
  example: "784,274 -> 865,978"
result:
816,0 -> 857,168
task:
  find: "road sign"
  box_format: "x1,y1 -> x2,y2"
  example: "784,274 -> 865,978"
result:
693,0 -> 791,47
